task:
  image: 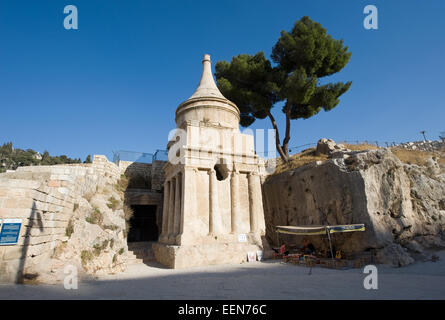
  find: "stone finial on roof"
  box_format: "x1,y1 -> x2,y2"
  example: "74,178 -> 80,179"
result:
187,54 -> 227,100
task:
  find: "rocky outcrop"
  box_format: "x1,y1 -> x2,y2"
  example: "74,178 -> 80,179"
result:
397,140 -> 443,152
263,143 -> 445,267
0,156 -> 131,283
315,138 -> 350,156
50,189 -> 129,281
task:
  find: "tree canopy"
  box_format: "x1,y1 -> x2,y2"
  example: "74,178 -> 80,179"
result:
0,142 -> 82,173
215,16 -> 352,161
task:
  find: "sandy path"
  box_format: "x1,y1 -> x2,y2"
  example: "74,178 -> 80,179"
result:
1,251 -> 444,299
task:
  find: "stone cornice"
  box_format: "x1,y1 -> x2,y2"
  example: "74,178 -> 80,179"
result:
175,97 -> 240,122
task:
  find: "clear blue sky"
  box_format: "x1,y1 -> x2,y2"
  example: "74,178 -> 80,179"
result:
1,0 -> 444,161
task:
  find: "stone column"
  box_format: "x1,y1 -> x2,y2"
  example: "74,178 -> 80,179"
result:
161,180 -> 170,241
230,170 -> 240,233
248,172 -> 260,233
209,169 -> 220,234
173,172 -> 182,239
257,173 -> 266,234
177,167 -> 197,245
167,176 -> 175,241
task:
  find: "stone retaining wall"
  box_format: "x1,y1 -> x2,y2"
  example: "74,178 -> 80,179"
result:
0,155 -> 121,283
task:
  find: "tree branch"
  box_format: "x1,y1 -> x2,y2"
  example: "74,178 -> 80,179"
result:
267,111 -> 289,162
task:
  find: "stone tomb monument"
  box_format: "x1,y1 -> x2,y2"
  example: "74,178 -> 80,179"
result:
153,54 -> 268,268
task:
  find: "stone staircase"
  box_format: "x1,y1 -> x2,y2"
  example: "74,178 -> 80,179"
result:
126,242 -> 156,265
126,250 -> 144,264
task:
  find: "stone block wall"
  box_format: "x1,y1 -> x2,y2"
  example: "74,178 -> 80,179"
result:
118,161 -> 152,189
117,159 -> 166,191
0,155 -> 121,283
151,160 -> 166,191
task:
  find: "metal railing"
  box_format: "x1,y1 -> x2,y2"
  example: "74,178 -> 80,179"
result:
255,138 -> 444,157
113,149 -> 168,164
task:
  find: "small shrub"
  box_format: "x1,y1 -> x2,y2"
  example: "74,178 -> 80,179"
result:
85,207 -> 103,225
107,197 -> 120,210
65,219 -> 74,238
73,203 -> 79,212
93,240 -> 109,256
118,248 -> 124,255
112,254 -> 117,264
114,174 -> 129,193
123,205 -> 133,221
103,224 -> 119,231
81,250 -> 94,267
123,205 -> 134,236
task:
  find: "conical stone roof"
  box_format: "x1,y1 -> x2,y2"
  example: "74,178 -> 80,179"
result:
186,54 -> 227,101
175,54 -> 240,129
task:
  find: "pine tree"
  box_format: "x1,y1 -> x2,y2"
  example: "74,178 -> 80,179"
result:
215,16 -> 352,162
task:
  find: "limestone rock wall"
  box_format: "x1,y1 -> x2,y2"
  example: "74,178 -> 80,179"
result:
262,149 -> 445,267
0,155 -> 129,283
117,159 -> 166,191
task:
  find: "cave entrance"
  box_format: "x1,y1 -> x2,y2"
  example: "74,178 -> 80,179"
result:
127,205 -> 159,242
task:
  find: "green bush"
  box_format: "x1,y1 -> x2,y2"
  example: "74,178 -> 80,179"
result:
93,240 -> 109,256
106,197 -> 120,210
0,142 -> 81,173
85,207 -> 103,225
65,219 -> 74,238
81,250 -> 93,267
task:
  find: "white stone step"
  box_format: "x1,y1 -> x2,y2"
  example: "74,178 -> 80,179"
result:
127,242 -> 156,262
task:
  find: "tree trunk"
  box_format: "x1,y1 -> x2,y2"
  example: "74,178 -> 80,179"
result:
282,106 -> 291,157
267,111 -> 289,162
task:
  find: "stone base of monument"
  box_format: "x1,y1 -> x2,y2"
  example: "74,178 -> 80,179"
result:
152,242 -> 266,268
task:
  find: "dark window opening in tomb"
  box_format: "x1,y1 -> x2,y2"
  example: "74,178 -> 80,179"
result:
127,205 -> 159,242
214,164 -> 229,181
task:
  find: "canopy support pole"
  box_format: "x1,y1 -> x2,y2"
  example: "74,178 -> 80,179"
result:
326,228 -> 334,262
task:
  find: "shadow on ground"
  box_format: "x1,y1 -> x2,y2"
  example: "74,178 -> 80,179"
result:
1,253 -> 445,300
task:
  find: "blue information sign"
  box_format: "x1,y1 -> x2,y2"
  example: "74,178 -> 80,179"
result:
0,219 -> 22,245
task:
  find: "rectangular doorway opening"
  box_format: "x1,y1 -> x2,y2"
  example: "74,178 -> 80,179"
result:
127,205 -> 159,242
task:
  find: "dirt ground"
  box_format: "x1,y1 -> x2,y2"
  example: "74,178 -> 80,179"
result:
1,251 -> 444,300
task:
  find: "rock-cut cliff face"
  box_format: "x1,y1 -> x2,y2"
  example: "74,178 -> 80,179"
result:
262,148 -> 445,266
